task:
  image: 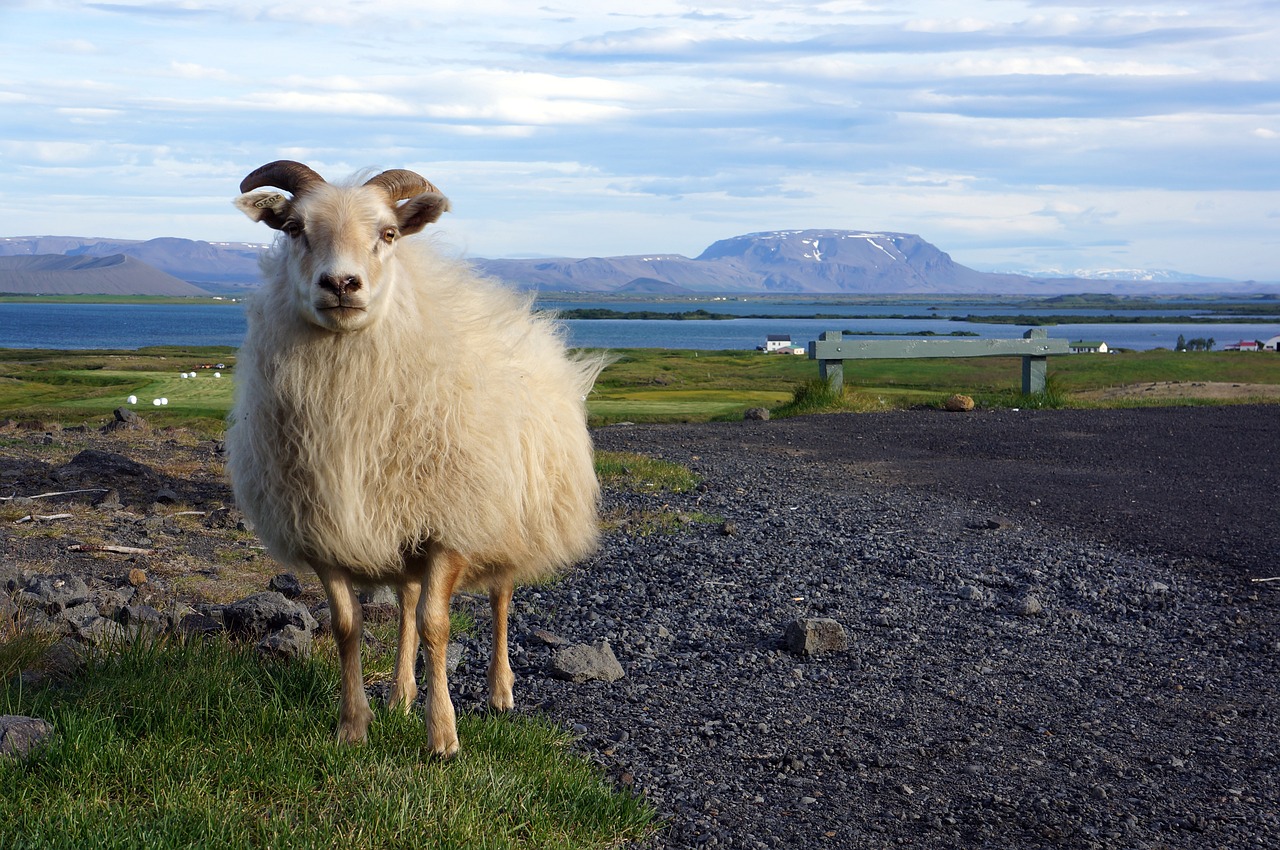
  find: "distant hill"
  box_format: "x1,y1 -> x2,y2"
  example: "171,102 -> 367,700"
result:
0,254 -> 211,296
2,230 -> 1269,296
0,236 -> 266,294
616,277 -> 696,295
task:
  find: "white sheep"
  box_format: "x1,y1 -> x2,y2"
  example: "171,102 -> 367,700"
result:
227,160 -> 605,756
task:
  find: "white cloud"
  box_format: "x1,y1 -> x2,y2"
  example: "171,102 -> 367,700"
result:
0,0 -> 1276,279
169,61 -> 237,81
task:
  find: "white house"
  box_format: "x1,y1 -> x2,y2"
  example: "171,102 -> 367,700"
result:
1069,340 -> 1109,354
764,334 -> 793,352
1224,340 -> 1261,351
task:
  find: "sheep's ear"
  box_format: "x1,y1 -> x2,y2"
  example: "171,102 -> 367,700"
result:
234,191 -> 293,231
396,192 -> 450,236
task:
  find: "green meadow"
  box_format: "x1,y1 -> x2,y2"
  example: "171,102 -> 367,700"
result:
3,345 -> 1280,431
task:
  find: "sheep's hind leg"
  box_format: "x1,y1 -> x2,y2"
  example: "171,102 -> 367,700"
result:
389,573 -> 424,713
487,581 -> 515,712
417,548 -> 466,758
315,566 -> 373,744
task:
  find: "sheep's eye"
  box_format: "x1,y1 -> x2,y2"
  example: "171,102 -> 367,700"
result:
381,227 -> 398,245
282,220 -> 303,238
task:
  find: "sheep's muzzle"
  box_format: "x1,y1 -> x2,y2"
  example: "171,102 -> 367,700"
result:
317,273 -> 363,296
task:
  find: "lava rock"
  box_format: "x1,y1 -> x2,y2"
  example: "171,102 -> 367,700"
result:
551,639 -> 625,683
223,591 -> 319,639
785,617 -> 849,656
269,572 -> 304,600
0,716 -> 55,758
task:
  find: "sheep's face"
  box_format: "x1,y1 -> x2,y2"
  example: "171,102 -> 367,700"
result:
236,181 -> 448,333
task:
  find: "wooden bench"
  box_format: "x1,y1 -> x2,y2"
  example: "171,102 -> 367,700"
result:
807,328 -> 1070,395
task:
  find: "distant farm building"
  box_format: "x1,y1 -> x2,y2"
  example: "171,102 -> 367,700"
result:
762,332 -> 793,350
1262,335 -> 1280,351
1224,340 -> 1261,352
1069,340 -> 1109,354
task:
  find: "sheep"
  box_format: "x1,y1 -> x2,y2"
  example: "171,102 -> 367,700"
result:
226,160 -> 605,756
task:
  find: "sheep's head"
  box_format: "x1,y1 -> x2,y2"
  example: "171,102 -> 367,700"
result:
234,160 -> 450,332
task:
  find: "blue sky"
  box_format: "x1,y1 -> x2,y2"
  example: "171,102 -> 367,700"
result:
2,0 -> 1278,279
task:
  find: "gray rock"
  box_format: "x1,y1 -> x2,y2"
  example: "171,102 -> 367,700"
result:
39,638 -> 86,683
359,585 -> 397,607
75,616 -> 126,645
447,641 -> 466,673
743,407 -> 771,421
101,407 -> 147,434
120,604 -> 165,630
529,628 -> 569,647
175,613 -> 224,637
957,585 -> 986,603
551,639 -> 625,683
1,562 -> 28,593
203,506 -> 237,528
59,602 -> 101,631
785,618 -> 849,656
1015,594 -> 1044,617
223,591 -> 319,639
0,716 -> 55,758
19,574 -> 90,614
256,625 -> 313,660
269,572 -> 303,600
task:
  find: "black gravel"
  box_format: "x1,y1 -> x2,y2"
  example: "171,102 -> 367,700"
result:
444,406 -> 1279,849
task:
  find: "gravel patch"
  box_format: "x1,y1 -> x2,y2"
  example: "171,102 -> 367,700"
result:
442,408 -> 1279,848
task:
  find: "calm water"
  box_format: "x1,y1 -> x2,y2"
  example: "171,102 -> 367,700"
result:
1,300 -> 1277,352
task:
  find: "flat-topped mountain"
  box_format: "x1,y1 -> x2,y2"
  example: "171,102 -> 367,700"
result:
471,229 -> 1032,293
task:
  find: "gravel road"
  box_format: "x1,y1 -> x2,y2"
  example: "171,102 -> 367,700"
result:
456,406 -> 1279,849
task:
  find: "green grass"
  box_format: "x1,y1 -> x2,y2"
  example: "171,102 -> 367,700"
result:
594,451 -> 702,493
0,347 -> 236,434
0,635 -> 654,849
3,345 -> 1280,432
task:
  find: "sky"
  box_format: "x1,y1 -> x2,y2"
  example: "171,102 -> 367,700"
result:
1,0 -> 1278,280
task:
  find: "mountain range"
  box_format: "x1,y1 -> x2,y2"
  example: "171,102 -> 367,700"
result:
0,231 -> 1266,297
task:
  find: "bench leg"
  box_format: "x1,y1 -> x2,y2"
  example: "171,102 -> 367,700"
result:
819,360 -> 844,395
1022,355 -> 1047,394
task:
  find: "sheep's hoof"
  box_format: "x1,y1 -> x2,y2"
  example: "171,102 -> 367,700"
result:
388,682 -> 419,713
488,666 -> 514,712
429,733 -> 460,759
336,723 -> 370,745
336,709 -> 373,744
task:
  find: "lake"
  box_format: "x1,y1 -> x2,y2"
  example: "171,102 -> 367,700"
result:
1,300 -> 1277,353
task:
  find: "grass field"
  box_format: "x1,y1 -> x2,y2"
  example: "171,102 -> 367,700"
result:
3,345 -> 1280,432
0,635 -> 654,849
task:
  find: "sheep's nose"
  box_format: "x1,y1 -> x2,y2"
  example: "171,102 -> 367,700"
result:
317,273 -> 362,295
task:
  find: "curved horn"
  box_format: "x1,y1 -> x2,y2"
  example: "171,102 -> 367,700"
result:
240,160 -> 326,196
364,169 -> 442,201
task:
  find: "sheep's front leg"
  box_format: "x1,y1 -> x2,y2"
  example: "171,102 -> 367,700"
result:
314,566 -> 373,744
418,549 -> 466,758
488,581 -> 515,712
389,574 -> 423,712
